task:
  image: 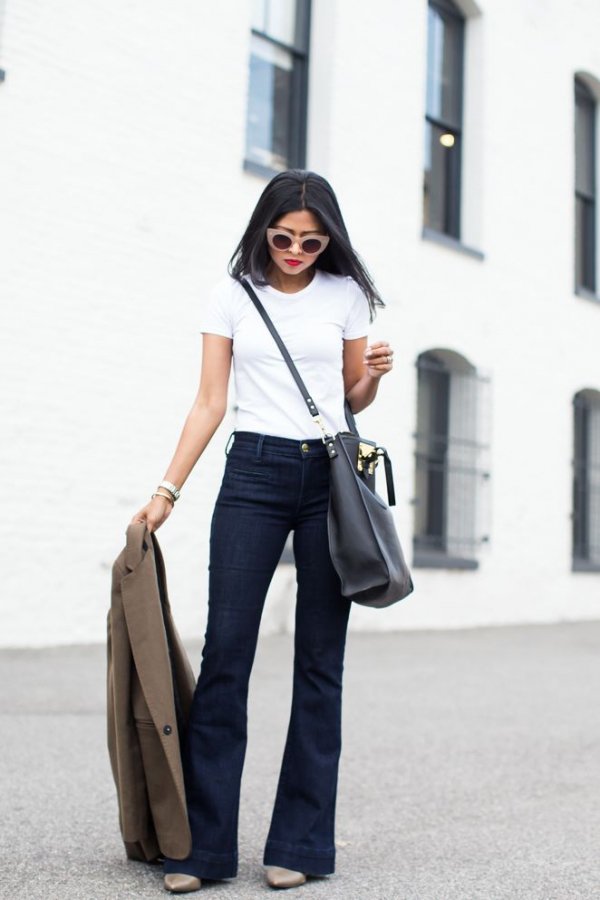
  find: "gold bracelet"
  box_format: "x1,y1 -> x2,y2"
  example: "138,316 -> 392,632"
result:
151,491 -> 174,506
156,483 -> 178,502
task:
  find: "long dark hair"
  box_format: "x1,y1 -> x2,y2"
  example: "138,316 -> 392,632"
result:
228,169 -> 384,320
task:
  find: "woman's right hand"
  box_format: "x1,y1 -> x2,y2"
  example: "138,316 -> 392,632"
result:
129,494 -> 173,533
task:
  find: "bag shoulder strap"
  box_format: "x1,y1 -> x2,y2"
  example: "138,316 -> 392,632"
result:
238,278 -> 318,418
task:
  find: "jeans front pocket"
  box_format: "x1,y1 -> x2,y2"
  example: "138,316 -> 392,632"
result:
224,442 -> 272,484
227,465 -> 271,480
217,453 -> 275,506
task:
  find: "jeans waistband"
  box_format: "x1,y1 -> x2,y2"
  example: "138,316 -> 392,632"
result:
227,430 -> 330,458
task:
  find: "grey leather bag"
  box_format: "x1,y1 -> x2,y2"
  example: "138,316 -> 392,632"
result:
239,277 -> 414,608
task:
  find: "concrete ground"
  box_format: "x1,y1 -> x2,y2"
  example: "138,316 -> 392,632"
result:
1,622 -> 599,900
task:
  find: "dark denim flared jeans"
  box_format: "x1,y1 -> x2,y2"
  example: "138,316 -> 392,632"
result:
163,431 -> 352,881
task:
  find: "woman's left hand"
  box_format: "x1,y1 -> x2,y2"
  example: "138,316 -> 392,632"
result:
364,341 -> 394,379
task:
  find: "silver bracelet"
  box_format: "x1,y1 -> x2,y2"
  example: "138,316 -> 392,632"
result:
159,480 -> 180,501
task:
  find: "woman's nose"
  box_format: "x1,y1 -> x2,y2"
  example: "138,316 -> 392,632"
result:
289,239 -> 302,254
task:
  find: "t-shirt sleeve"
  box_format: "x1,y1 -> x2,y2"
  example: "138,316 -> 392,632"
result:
343,278 -> 371,339
198,279 -> 234,338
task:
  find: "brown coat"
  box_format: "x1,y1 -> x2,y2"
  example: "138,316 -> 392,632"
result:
107,522 -> 196,862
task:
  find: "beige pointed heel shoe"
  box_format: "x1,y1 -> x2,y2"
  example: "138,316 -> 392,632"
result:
265,867 -> 307,889
164,873 -> 202,893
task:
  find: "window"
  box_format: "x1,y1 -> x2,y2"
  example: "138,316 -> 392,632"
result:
575,78 -> 597,293
413,350 -> 491,569
245,0 -> 311,176
572,390 -> 600,570
423,0 -> 465,239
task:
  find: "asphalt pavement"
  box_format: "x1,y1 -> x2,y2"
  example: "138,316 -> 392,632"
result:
1,622 -> 599,900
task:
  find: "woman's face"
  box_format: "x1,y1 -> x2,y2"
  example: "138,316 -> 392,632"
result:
266,209 -> 327,280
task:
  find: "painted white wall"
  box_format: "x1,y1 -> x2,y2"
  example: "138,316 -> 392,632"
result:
1,0 -> 599,646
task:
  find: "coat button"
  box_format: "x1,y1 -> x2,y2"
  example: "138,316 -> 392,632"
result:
163,725 -> 172,735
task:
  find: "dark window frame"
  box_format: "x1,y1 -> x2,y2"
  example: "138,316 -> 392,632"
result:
244,0 -> 312,178
575,78 -> 597,294
412,350 -> 491,571
572,391 -> 600,572
423,0 -> 465,240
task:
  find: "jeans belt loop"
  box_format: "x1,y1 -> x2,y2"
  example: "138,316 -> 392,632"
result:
256,434 -> 265,460
224,431 -> 235,457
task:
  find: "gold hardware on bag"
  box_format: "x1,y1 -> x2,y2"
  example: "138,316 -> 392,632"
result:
357,442 -> 379,476
313,415 -> 332,442
312,415 -> 338,457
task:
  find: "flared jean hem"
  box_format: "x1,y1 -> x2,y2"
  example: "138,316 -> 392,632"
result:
263,839 -> 335,876
162,849 -> 237,881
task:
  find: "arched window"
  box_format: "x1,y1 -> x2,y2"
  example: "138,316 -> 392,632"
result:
413,349 -> 491,568
575,77 -> 597,293
572,389 -> 600,569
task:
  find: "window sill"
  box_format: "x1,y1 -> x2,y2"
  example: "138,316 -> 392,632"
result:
413,549 -> 479,570
572,558 -> 600,573
574,285 -> 600,304
243,158 -> 284,180
422,227 -> 484,261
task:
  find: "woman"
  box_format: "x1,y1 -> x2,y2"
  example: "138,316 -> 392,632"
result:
130,169 -> 394,893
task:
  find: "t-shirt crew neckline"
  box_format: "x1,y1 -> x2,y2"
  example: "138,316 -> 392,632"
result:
254,268 -> 323,299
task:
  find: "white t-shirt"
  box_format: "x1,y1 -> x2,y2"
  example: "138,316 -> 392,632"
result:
199,269 -> 371,440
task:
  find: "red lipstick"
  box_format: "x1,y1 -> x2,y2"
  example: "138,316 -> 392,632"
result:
284,259 -> 302,267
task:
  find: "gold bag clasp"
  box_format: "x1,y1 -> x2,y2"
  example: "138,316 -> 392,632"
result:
357,441 -> 379,476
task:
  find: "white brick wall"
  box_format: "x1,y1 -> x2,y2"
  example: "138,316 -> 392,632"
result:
2,0 -> 600,646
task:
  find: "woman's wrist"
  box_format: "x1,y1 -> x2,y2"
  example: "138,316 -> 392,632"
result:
159,480 -> 181,500
151,490 -> 174,506
347,372 -> 380,414
149,480 -> 181,507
